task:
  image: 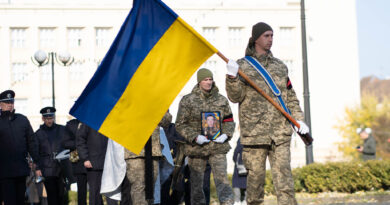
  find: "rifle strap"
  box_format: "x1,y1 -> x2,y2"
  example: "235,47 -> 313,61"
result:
244,56 -> 291,115
144,137 -> 154,204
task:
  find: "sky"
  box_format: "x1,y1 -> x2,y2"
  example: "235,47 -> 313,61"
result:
356,0 -> 390,79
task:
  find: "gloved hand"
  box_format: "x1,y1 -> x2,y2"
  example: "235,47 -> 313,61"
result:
195,135 -> 210,145
294,120 -> 309,134
55,149 -> 70,161
226,59 -> 239,77
213,134 -> 228,143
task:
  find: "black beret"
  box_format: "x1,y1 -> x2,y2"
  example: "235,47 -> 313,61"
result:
0,90 -> 15,103
40,106 -> 56,117
249,22 -> 273,46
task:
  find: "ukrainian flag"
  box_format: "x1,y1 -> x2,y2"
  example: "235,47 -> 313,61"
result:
70,0 -> 217,154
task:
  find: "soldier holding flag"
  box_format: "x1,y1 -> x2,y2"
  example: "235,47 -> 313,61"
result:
225,22 -> 309,205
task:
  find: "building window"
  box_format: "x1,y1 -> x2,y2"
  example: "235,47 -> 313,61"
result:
11,62 -> 28,83
283,59 -> 295,74
202,60 -> 217,73
202,27 -> 217,43
39,28 -> 56,48
228,27 -> 243,46
14,98 -> 28,115
40,65 -> 51,81
69,61 -> 84,80
41,97 -> 52,107
95,27 -> 112,48
10,28 -> 27,48
68,28 -> 83,48
279,27 -> 295,42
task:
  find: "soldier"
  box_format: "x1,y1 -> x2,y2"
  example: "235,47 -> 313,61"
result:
176,68 -> 235,205
76,122 -> 117,205
124,111 -> 172,205
225,22 -> 309,205
34,107 -> 68,205
0,90 -> 38,205
356,127 -> 376,161
62,119 -> 88,205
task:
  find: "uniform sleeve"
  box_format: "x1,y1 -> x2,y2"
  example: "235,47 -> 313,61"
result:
175,97 -> 198,144
76,123 -> 89,162
221,98 -> 235,140
32,132 -> 41,170
25,118 -> 39,163
225,59 -> 247,103
286,76 -> 304,121
62,125 -> 76,150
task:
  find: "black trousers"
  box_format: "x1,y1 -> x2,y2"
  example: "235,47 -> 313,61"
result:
0,176 -> 26,205
43,176 -> 64,205
75,173 -> 87,205
87,170 -> 117,205
120,176 -> 131,205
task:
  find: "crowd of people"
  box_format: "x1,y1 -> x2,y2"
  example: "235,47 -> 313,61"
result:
2,21 -> 361,205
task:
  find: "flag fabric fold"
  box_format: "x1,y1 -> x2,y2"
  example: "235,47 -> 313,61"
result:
70,0 -> 217,154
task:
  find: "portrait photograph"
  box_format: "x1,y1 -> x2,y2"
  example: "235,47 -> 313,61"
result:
201,111 -> 221,140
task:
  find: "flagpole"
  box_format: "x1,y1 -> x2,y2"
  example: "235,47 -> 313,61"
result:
216,51 -> 313,145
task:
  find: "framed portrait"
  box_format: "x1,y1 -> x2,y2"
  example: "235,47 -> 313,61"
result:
201,111 -> 221,140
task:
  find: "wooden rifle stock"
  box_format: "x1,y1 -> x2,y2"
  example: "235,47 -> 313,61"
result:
217,52 -> 313,146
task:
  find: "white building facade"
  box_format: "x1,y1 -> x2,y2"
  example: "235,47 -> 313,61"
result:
0,0 -> 360,169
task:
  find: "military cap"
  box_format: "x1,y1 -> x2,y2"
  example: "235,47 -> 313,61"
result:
40,106 -> 56,117
0,90 -> 15,103
197,68 -> 213,83
249,22 -> 273,46
205,113 -> 215,119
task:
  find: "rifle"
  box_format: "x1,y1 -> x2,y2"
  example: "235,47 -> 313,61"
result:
217,52 -> 313,145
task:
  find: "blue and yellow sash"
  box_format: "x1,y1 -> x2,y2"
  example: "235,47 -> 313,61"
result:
244,56 -> 291,115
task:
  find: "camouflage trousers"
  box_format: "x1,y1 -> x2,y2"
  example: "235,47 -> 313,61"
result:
125,158 -> 159,205
242,141 -> 297,205
188,154 -> 234,205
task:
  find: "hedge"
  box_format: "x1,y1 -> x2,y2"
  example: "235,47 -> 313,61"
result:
264,160 -> 390,194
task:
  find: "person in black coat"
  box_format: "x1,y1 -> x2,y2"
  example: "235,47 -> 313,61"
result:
34,107 -> 68,205
0,90 -> 38,205
76,123 -> 117,205
62,119 -> 88,205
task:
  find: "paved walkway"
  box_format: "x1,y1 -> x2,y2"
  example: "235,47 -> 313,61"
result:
264,192 -> 390,205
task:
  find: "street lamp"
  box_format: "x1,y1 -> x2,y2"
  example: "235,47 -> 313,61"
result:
32,50 -> 74,108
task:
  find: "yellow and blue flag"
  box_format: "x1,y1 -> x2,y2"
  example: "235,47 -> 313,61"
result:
70,0 -> 217,154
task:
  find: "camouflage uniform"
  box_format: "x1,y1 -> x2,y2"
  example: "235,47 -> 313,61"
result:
176,84 -> 235,205
226,44 -> 304,205
124,112 -> 172,205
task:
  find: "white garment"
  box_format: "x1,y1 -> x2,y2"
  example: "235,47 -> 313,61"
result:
100,139 -> 126,200
101,128 -> 174,201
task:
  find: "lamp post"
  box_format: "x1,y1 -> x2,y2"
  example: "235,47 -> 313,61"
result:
32,50 -> 74,108
300,0 -> 314,164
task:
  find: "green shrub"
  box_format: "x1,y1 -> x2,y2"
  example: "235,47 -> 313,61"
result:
263,160 -> 390,194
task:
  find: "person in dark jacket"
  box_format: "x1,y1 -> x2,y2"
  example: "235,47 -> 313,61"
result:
76,123 -> 117,205
62,119 -> 87,205
356,127 -> 376,161
0,90 -> 38,205
34,107 -> 68,205
232,138 -> 247,205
